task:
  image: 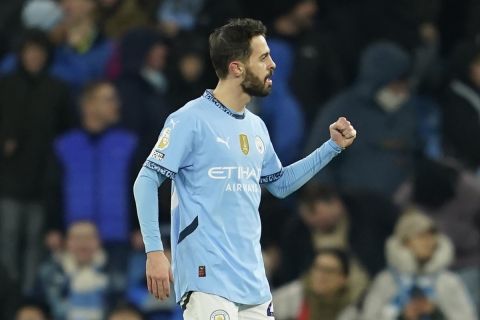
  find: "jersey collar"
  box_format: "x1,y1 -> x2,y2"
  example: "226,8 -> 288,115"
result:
202,90 -> 246,120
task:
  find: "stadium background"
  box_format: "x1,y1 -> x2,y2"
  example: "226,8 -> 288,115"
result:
0,0 -> 479,319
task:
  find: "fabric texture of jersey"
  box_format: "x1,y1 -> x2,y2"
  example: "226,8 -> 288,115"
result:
142,90 -> 340,305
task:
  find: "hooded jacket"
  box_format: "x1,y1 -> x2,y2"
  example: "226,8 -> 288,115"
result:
115,28 -> 173,165
442,41 -> 480,170
361,214 -> 477,320
0,31 -> 71,200
306,42 -> 418,196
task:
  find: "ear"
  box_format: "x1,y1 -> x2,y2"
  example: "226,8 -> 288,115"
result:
228,61 -> 244,78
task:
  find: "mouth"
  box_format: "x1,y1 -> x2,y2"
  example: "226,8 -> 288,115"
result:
265,74 -> 273,86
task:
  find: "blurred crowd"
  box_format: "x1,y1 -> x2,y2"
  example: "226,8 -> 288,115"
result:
0,0 -> 479,319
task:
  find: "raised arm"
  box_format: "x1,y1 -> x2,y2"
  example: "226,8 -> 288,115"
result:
265,117 -> 356,198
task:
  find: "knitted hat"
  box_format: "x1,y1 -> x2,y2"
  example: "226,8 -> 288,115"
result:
394,208 -> 437,241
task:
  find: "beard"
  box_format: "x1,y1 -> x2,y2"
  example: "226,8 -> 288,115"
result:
241,67 -> 272,97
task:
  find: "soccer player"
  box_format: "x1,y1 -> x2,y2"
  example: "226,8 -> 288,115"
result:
133,18 -> 356,320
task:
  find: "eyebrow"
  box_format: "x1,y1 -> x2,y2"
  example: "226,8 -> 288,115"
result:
260,51 -> 270,59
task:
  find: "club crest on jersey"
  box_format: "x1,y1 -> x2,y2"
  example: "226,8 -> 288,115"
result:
157,127 -> 171,150
210,310 -> 230,320
239,134 -> 249,155
255,136 -> 265,154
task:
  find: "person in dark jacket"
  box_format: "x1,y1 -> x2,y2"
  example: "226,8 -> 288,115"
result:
278,183 -> 398,285
0,29 -> 71,294
51,80 -> 137,295
306,41 -> 421,197
115,27 -> 173,169
442,41 -> 480,172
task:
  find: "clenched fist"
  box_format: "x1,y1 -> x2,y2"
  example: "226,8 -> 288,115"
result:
329,117 -> 357,149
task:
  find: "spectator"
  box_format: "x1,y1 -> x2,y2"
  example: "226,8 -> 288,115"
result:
115,28 -> 172,165
50,80 -> 138,294
269,0 -> 346,128
15,301 -> 51,320
306,41 -> 419,197
361,209 -> 477,320
279,184 -> 396,284
167,32 -> 212,109
0,29 -> 71,294
1,0 -> 114,92
98,0 -> 157,39
395,158 -> 480,314
273,249 -> 366,320
259,38 -> 305,165
33,221 -> 111,320
52,0 -> 114,91
442,41 -> 480,171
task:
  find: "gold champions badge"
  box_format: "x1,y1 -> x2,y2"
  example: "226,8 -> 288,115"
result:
239,134 -> 249,155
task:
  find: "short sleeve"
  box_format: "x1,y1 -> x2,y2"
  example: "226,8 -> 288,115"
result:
259,121 -> 283,184
144,112 -> 194,179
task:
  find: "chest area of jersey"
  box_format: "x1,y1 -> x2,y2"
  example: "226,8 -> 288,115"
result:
197,120 -> 266,176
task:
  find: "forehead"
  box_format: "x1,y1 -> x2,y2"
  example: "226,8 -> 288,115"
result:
249,35 -> 269,57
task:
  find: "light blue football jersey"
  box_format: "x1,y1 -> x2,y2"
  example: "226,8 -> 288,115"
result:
144,90 -> 283,305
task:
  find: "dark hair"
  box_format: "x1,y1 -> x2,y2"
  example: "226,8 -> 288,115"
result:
209,18 -> 267,79
16,299 -> 51,319
80,80 -> 114,103
413,158 -> 458,209
16,29 -> 53,67
315,248 -> 351,276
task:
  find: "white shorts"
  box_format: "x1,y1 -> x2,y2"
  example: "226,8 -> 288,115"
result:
181,291 -> 275,320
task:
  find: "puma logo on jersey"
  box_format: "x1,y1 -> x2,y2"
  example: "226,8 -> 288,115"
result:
216,136 -> 230,149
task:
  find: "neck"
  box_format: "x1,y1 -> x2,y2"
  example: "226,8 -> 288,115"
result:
212,79 -> 251,113
83,118 -> 107,134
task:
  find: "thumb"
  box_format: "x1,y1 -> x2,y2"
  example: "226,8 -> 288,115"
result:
169,268 -> 174,283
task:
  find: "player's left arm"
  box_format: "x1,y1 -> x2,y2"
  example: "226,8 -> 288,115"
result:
264,117 -> 356,198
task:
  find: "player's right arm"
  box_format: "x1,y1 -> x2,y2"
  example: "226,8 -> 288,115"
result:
133,166 -> 172,300
133,111 -> 195,301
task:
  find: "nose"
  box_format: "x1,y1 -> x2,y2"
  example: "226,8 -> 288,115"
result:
269,56 -> 276,71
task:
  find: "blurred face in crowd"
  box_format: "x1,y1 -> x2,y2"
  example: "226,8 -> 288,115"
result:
146,43 -> 168,71
240,35 -> 276,97
470,56 -> 480,89
300,197 -> 345,231
375,80 -> 410,113
67,222 -> 100,266
82,83 -> 120,129
310,253 -> 347,295
405,230 -> 438,263
61,0 -> 96,24
290,0 -> 318,30
109,310 -> 143,320
16,307 -> 47,320
180,54 -> 204,82
21,43 -> 48,74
